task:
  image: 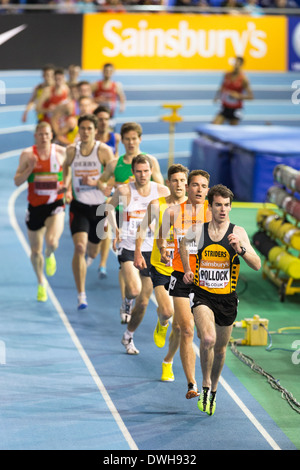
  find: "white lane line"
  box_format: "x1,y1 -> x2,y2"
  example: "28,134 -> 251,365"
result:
0,149 -> 23,161
7,183 -> 138,451
4,84 -> 295,93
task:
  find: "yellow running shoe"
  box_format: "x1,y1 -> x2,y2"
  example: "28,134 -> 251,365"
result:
161,362 -> 174,382
37,284 -> 47,302
45,253 -> 56,277
153,320 -> 169,348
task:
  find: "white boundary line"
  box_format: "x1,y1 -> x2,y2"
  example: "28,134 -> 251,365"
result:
148,274 -> 281,450
7,183 -> 138,451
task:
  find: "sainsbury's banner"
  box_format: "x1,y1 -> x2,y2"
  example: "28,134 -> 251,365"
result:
82,13 -> 286,71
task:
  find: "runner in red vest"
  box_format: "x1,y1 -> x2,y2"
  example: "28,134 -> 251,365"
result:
14,122 -> 66,303
213,57 -> 253,125
92,63 -> 126,118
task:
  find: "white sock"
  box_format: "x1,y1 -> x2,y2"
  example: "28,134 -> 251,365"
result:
124,329 -> 134,339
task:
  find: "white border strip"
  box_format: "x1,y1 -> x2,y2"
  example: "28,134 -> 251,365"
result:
149,280 -> 281,449
8,183 -> 138,451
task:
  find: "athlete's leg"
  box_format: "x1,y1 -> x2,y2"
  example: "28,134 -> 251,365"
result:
27,227 -> 46,285
120,260 -> 142,300
72,231 -> 89,294
44,211 -> 65,258
154,284 -> 173,326
154,285 -> 180,361
173,296 -> 197,386
212,114 -> 225,125
127,274 -> 153,333
98,222 -> 111,276
210,323 -> 233,392
193,304 -> 216,389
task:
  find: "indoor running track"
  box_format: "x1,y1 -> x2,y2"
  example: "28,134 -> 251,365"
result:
0,157 -> 297,451
0,70 -> 298,451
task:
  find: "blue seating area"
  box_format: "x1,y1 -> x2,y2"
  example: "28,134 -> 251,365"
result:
190,124 -> 300,202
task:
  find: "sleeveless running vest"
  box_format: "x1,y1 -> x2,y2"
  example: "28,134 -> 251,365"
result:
221,72 -> 245,109
71,141 -> 106,206
93,81 -> 118,116
27,144 -> 64,207
114,154 -> 133,185
194,223 -> 240,295
172,200 -> 209,273
43,86 -> 69,122
105,132 -> 116,154
150,197 -> 175,276
120,181 -> 159,252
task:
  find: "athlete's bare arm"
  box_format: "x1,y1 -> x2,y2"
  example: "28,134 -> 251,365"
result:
14,148 -> 37,187
134,198 -> 160,271
157,204 -> 180,264
149,155 -> 164,185
229,225 -> 261,271
62,145 -> 76,190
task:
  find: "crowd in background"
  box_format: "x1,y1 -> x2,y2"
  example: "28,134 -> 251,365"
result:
1,0 -> 299,14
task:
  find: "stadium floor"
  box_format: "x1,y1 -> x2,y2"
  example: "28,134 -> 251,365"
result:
0,70 -> 299,451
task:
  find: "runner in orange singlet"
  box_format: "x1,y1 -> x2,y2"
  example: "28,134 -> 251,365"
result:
158,170 -> 211,400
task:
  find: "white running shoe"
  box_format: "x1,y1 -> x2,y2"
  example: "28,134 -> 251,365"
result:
121,334 -> 140,355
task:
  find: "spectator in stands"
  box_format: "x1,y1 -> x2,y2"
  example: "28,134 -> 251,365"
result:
175,0 -> 208,6
0,0 -> 13,14
221,0 -> 244,13
100,0 -> 126,11
243,0 -> 264,14
260,0 -> 297,7
76,0 -> 97,12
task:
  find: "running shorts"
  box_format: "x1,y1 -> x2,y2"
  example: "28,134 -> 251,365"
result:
167,270 -> 192,298
220,106 -> 243,122
69,199 -> 107,244
26,199 -> 65,231
117,247 -> 151,277
189,286 -> 239,327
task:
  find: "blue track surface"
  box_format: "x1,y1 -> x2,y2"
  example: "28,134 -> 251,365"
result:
0,70 -> 298,450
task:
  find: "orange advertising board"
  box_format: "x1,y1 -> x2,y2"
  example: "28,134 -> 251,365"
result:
82,13 -> 287,71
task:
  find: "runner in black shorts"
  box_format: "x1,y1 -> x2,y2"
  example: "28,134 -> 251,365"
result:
150,265 -> 170,289
180,184 -> 261,416
26,199 -> 65,231
69,199 -> 106,244
62,114 -> 115,309
189,289 -> 238,327
118,248 -> 151,277
168,270 -> 191,299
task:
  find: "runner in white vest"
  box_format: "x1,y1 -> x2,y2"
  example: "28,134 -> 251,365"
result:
107,154 -> 170,354
63,114 -> 114,309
